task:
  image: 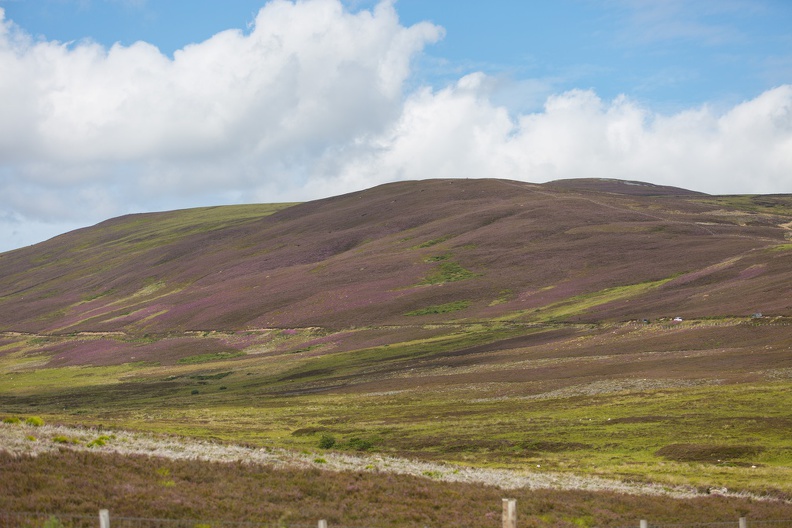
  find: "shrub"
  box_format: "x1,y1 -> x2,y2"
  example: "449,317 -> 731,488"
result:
346,437 -> 374,451
25,416 -> 44,427
318,434 -> 336,449
87,435 -> 112,448
53,435 -> 79,444
2,416 -> 21,424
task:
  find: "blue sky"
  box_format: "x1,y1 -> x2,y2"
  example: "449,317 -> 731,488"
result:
0,0 -> 791,251
6,0 -> 789,109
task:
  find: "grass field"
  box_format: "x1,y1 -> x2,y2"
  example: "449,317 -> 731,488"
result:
2,319 -> 791,505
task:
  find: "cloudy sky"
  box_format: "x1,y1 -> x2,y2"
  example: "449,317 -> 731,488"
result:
1,0 -> 791,252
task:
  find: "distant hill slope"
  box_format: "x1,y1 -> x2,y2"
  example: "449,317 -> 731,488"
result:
1,178 -> 791,334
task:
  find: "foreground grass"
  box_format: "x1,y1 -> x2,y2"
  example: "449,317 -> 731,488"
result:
3,442 -> 792,527
4,380 -> 791,499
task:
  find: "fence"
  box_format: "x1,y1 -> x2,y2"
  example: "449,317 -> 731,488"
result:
2,502 -> 792,528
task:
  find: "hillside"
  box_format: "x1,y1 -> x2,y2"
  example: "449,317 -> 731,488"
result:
1,178 -> 790,336
2,178 -> 792,514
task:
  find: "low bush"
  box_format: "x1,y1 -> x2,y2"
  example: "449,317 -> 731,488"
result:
318,434 -> 336,449
24,416 -> 44,427
346,437 -> 374,451
87,435 -> 112,448
53,436 -> 80,445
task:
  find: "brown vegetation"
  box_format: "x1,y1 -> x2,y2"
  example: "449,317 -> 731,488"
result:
3,450 -> 792,527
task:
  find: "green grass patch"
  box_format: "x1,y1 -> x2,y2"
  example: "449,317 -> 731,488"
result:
102,203 -> 299,253
768,243 -> 792,252
405,301 -> 471,316
24,416 -> 44,427
271,324 -> 522,385
53,435 -> 80,444
489,289 -> 514,306
189,372 -> 233,380
0,363 -> 160,396
519,278 -> 672,322
87,435 -> 113,448
421,261 -> 476,284
177,352 -> 245,364
412,235 -> 454,249
698,195 -> 792,216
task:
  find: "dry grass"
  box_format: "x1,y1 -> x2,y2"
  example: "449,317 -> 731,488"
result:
3,424 -> 792,527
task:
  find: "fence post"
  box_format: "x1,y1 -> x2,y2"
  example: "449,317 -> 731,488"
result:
739,518 -> 747,528
99,510 -> 110,528
640,520 -> 648,528
502,498 -> 516,528
318,520 -> 327,528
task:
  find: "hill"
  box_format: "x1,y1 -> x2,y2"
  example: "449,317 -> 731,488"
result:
1,178 -> 790,336
1,178 -> 792,520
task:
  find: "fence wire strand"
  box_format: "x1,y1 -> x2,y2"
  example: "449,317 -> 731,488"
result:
2,511 -> 792,528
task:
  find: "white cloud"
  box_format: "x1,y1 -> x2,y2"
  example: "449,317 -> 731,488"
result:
0,0 -> 443,249
326,79 -> 792,196
0,0 -> 791,253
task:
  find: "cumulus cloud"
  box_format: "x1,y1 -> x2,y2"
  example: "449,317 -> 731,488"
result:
327,76 -> 792,196
0,0 -> 791,252
0,0 -> 442,249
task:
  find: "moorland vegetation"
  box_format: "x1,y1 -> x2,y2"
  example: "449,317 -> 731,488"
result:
1,178 -> 791,525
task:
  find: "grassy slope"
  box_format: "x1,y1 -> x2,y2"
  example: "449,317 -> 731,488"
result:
2,179 -> 792,519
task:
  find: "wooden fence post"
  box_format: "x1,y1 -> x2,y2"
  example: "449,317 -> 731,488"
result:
99,510 -> 110,528
318,520 -> 327,528
639,520 -> 648,528
739,518 -> 747,528
502,498 -> 516,528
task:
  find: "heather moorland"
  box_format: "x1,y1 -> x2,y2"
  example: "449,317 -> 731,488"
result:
1,178 -> 791,525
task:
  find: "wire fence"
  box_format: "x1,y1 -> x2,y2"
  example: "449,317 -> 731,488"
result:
2,510 -> 792,528
0,512 -> 343,528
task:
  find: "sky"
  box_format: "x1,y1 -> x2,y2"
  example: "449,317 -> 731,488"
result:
0,0 -> 791,252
